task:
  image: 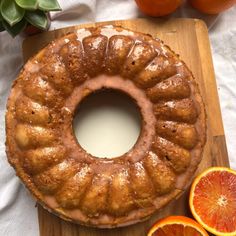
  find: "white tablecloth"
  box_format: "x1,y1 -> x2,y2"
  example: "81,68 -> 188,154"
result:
0,1 -> 235,235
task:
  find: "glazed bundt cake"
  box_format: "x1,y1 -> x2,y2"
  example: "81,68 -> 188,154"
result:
6,25 -> 206,228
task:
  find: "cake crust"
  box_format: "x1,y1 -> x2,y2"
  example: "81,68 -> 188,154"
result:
5,25 -> 206,228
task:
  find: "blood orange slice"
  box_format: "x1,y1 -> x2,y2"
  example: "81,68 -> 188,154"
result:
190,167 -> 236,236
147,215 -> 209,236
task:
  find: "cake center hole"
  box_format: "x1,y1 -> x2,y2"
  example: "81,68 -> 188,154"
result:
73,89 -> 142,158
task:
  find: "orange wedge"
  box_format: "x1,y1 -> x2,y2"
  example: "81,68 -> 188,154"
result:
147,215 -> 209,236
190,167 -> 236,236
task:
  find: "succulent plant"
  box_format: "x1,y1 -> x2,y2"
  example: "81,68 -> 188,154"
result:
0,0 -> 61,37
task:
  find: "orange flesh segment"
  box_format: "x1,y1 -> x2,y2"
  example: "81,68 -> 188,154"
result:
193,170 -> 236,233
152,224 -> 204,236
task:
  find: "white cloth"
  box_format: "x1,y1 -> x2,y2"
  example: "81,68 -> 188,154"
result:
0,0 -> 235,235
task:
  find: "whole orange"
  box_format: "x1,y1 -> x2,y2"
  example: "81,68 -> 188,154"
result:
134,0 -> 183,17
190,0 -> 236,14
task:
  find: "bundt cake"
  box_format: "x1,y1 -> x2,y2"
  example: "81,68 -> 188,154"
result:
5,25 -> 206,228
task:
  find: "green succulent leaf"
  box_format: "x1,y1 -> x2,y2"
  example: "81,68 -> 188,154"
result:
38,0 -> 61,11
2,19 -> 27,37
15,0 -> 38,10
0,0 -> 25,26
25,10 -> 48,30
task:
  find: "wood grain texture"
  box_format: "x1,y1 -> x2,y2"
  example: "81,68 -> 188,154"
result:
22,18 -> 229,236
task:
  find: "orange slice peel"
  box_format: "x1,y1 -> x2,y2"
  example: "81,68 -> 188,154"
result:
147,215 -> 209,236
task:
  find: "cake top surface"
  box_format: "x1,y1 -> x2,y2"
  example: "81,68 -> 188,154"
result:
5,25 -> 206,228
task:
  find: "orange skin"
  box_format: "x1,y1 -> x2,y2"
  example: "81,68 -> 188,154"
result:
135,0 -> 183,17
190,0 -> 236,14
147,215 -> 209,236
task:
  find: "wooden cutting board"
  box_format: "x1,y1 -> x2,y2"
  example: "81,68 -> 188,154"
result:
22,18 -> 229,236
